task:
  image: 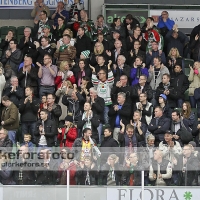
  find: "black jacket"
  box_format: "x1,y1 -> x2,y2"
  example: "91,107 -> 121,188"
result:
127,49 -> 146,66
34,119 -> 57,147
123,18 -> 140,38
0,135 -> 13,149
108,102 -> 132,129
18,96 -> 40,122
18,66 -> 38,88
75,34 -> 92,57
18,36 -> 38,63
36,45 -> 55,64
47,103 -> 62,126
132,83 -> 153,102
148,115 -> 171,142
112,64 -> 131,82
108,48 -> 128,65
93,39 -> 109,51
62,93 -> 85,122
77,113 -> 100,143
170,71 -> 189,100
89,96 -> 105,123
89,51 -> 108,66
3,86 -> 24,108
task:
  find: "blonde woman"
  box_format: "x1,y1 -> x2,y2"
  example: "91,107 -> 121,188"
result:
90,42 -> 108,66
56,80 -> 73,121
166,47 -> 183,73
55,61 -> 75,89
188,61 -> 200,108
0,66 -> 6,103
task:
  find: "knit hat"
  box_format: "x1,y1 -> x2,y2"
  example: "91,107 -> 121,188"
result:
189,141 -> 196,148
160,94 -> 167,101
65,115 -> 73,123
43,25 -> 51,29
81,50 -> 90,58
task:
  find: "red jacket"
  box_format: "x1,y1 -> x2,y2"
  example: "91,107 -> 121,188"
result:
55,75 -> 76,90
57,127 -> 78,148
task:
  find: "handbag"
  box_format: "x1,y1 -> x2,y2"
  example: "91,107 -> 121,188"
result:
177,119 -> 193,144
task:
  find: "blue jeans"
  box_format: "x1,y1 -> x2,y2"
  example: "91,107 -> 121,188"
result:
39,86 -> 55,99
8,130 -> 17,144
97,123 -> 103,144
177,98 -> 184,108
21,122 -> 36,142
190,96 -> 196,108
104,106 -> 110,124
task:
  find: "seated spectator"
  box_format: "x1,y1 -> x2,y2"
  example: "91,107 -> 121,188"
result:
123,14 -> 140,38
91,61 -> 114,124
134,93 -> 153,126
180,145 -> 199,186
65,0 -> 83,22
88,87 -> 105,142
90,42 -> 108,66
166,48 -> 183,74
0,150 -> 14,185
128,40 -> 146,67
1,96 -> 19,144
31,0 -> 50,21
40,25 -> 57,46
157,11 -> 175,37
73,10 -> 94,40
159,130 -> 182,185
108,29 -> 126,51
35,36 -> 55,65
57,115 -> 77,148
148,57 -> 169,106
60,28 -> 76,46
181,102 -> 195,130
3,64 -> 16,89
54,34 -> 76,66
146,41 -> 166,68
130,56 -> 148,86
18,27 -> 38,63
100,154 -> 122,186
126,25 -> 146,52
33,10 -> 51,39
108,92 -> 131,142
170,64 -> 189,108
109,18 -> 126,39
52,16 -> 67,40
18,56 -> 38,96
171,110 -> 192,146
21,134 -> 34,152
57,148 -> 76,185
18,86 -> 40,141
78,76 -> 93,99
93,32 -> 109,51
112,55 -> 131,82
77,102 -> 99,142
3,76 -> 24,108
106,40 -> 128,65
149,149 -> 172,186
141,17 -> 158,33
92,14 -> 109,41
55,80 -> 73,121
51,1 -> 69,26
1,39 -> 23,74
165,24 -> 189,57
0,128 -> 13,148
111,75 -> 132,105
132,75 -> 153,103
75,27 -> 91,58
148,106 -> 170,146
124,153 -> 142,186
0,30 -> 14,60
76,156 -> 98,185
62,89 -> 85,124
37,54 -> 57,98
34,109 -> 57,148
0,67 -> 6,103
188,61 -> 200,108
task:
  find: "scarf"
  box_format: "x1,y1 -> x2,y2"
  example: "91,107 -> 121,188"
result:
136,66 -> 142,79
38,18 -> 48,39
78,70 -> 85,86
59,44 -> 69,52
171,120 -> 181,134
82,112 -> 92,130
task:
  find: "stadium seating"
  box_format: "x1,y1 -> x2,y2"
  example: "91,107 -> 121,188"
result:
17,26 -> 25,42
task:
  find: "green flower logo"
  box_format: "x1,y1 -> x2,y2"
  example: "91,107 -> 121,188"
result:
184,191 -> 192,200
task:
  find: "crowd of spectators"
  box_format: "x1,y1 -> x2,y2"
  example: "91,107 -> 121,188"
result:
0,0 -> 200,187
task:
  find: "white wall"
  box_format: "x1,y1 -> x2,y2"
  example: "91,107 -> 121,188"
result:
90,0 -> 104,22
